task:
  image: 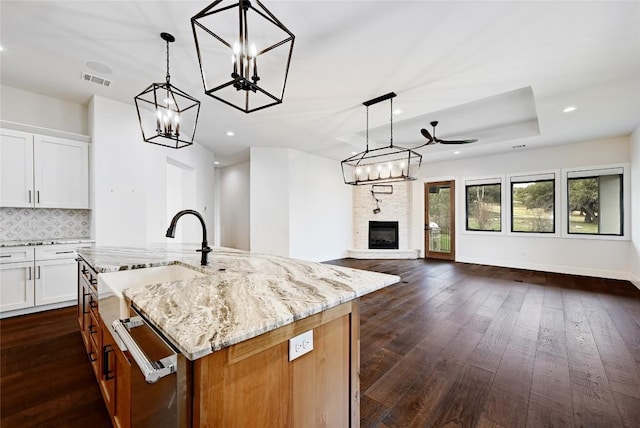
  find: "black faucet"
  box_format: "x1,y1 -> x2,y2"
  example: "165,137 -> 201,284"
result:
165,209 -> 212,266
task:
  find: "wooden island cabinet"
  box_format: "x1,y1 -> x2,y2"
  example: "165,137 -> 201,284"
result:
76,246 -> 398,427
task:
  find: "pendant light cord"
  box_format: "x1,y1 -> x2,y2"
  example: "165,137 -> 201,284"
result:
165,39 -> 171,84
366,105 -> 369,152
390,97 -> 393,148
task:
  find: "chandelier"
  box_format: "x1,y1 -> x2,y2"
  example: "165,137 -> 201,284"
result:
341,92 -> 422,185
134,33 -> 201,149
191,0 -> 295,113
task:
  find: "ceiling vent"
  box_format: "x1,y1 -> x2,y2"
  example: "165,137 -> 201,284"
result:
80,71 -> 111,87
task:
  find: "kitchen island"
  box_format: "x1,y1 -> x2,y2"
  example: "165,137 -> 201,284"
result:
77,245 -> 399,427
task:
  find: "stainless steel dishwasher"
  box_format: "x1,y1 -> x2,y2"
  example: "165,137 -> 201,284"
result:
111,306 -> 191,427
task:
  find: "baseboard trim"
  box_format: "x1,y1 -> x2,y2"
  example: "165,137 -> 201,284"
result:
456,256 -> 631,281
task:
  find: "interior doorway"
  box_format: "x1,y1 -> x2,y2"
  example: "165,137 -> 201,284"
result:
425,181 -> 456,260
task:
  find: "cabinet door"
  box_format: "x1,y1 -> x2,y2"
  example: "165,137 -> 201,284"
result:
0,129 -> 34,207
34,258 -> 77,305
34,135 -> 89,208
0,261 -> 35,312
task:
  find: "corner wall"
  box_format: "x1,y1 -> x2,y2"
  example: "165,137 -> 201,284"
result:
412,137 -> 632,280
219,161 -> 250,251
249,147 -> 352,261
630,127 -> 640,287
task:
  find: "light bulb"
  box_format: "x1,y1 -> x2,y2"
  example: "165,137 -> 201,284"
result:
233,41 -> 240,55
250,43 -> 257,57
377,165 -> 382,171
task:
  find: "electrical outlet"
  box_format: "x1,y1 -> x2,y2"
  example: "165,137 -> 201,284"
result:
289,330 -> 313,361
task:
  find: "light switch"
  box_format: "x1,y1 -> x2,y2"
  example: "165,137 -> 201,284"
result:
289,330 -> 313,361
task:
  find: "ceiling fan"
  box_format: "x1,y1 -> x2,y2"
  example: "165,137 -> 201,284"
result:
420,121 -> 478,145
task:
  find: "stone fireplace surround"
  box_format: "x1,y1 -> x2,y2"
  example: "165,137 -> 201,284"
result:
348,182 -> 419,259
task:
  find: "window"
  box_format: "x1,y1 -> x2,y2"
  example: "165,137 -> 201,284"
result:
567,168 -> 623,236
511,175 -> 555,233
466,182 -> 501,231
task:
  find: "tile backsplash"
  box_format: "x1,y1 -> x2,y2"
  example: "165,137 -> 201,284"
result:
0,208 -> 90,241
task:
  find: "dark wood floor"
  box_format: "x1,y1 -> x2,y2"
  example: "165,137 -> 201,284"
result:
2,259 -> 640,427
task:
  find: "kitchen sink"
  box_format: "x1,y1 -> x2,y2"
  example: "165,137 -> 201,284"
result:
98,264 -> 206,321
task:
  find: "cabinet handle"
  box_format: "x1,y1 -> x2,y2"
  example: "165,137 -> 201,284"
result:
88,350 -> 97,363
36,266 -> 41,280
0,255 -> 11,258
89,298 -> 97,309
27,266 -> 32,280
82,292 -> 90,314
90,277 -> 97,285
89,323 -> 98,335
28,190 -> 32,203
56,251 -> 74,254
103,345 -> 115,380
36,190 -> 40,204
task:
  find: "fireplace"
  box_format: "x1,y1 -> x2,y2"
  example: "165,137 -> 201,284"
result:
368,221 -> 399,249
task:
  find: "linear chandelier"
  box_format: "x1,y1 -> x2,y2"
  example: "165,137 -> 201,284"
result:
341,92 -> 422,185
191,0 -> 295,113
134,33 -> 201,149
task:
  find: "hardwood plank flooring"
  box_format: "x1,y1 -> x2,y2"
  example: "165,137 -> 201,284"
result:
1,258 -> 639,427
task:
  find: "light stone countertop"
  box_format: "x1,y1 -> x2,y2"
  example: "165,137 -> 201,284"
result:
0,238 -> 95,247
78,245 -> 400,360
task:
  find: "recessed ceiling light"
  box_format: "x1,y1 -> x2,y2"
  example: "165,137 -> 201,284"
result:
214,161 -> 220,165
226,131 -> 235,136
453,151 -> 460,155
86,61 -> 113,75
562,105 -> 577,113
392,109 -> 402,115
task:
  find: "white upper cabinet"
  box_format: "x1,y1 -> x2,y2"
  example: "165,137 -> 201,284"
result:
0,128 -> 90,209
0,129 -> 34,207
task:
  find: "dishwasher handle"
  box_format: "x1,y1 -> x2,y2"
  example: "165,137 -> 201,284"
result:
112,317 -> 177,384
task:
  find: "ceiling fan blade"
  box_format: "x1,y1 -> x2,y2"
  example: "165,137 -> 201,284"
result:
439,139 -> 478,144
420,128 -> 433,142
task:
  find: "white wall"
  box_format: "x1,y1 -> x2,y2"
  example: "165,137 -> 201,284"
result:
630,127 -> 640,287
249,147 -> 352,261
250,147 -> 290,257
219,161 -> 250,251
412,137 -> 632,280
90,95 -> 215,246
0,85 -> 88,135
289,150 -> 352,262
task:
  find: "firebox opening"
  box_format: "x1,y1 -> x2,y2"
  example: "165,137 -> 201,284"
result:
369,221 -> 399,249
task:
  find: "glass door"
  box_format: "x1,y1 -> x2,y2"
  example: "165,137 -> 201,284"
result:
425,181 -> 455,260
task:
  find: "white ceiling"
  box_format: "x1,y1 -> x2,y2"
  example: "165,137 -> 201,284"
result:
1,1 -> 638,166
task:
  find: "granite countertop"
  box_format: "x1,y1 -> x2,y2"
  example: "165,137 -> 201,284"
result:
78,245 -> 400,360
0,238 -> 95,247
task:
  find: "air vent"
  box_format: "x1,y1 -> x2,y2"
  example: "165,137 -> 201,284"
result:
80,72 -> 111,87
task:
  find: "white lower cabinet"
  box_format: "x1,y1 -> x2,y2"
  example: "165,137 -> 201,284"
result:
0,261 -> 35,311
0,243 -> 92,316
34,258 -> 78,305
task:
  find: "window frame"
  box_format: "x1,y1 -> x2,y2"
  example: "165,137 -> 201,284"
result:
507,170 -> 560,237
561,164 -> 629,241
464,177 -> 504,233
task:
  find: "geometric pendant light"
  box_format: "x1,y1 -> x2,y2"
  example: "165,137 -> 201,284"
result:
191,0 -> 295,113
341,92 -> 422,185
134,32 -> 201,149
